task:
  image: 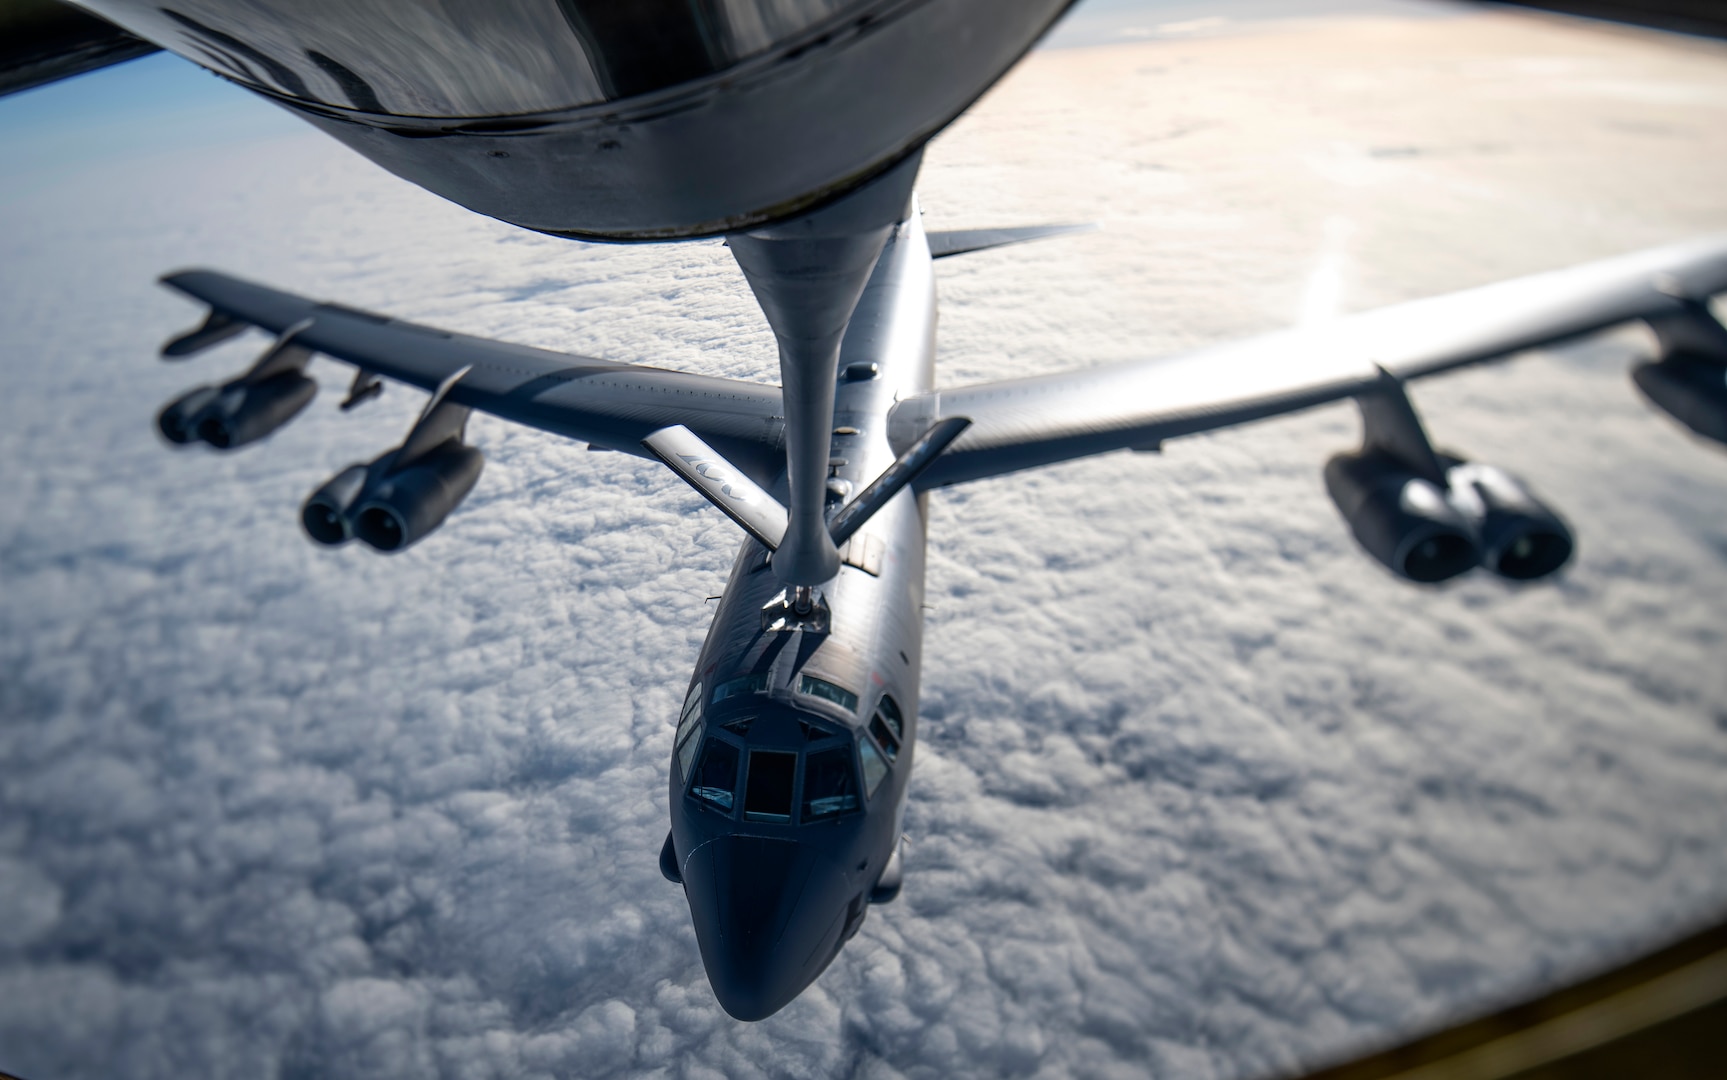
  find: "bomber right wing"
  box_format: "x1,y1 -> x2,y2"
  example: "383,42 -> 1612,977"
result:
893,234 -> 1727,490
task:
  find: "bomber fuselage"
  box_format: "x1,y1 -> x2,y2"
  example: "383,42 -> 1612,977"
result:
665,211 -> 937,1020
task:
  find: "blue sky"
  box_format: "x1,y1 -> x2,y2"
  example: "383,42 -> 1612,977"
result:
0,52 -> 293,192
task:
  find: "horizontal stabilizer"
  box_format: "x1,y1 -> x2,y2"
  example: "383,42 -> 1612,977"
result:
643,425 -> 788,550
829,416 -> 971,545
926,223 -> 1096,260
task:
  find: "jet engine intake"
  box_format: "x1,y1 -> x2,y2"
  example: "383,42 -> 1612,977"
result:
196,372 -> 319,449
300,463 -> 373,545
157,371 -> 319,449
156,384 -> 222,444
301,441 -> 484,553
352,441 -> 485,553
1442,460 -> 1574,581
1324,450 -> 1481,583
1331,372 -> 1574,584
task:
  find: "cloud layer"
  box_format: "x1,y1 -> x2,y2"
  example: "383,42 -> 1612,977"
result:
4,10 -> 1727,1080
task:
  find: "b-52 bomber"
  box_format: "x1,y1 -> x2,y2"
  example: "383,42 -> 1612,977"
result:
16,0 -> 1727,1020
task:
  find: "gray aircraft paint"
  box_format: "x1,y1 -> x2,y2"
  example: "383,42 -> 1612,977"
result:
666,210 -> 940,1017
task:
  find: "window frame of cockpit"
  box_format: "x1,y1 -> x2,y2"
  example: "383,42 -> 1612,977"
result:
687,729 -> 741,815
682,711 -> 864,825
800,740 -> 861,822
857,730 -> 889,800
796,715 -> 862,824
796,673 -> 859,714
867,694 -> 903,763
685,713 -> 759,818
674,682 -> 704,782
741,747 -> 797,824
711,671 -> 769,705
854,692 -> 904,801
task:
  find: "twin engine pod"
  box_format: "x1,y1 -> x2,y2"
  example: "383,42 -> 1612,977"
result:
302,440 -> 485,553
1324,450 -> 1573,584
157,372 -> 318,449
157,321 -> 318,450
155,307 -> 484,554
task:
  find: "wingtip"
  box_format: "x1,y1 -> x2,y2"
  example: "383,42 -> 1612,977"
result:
157,268 -> 211,292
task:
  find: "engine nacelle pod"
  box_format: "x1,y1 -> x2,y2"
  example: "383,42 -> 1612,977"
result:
1324,451 -> 1481,583
158,373 -> 318,450
300,463 -> 373,546
157,385 -> 222,444
1632,355 -> 1727,446
1443,462 -> 1574,581
195,372 -> 319,449
352,442 -> 485,553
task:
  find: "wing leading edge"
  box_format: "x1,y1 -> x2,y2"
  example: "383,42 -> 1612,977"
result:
894,234 -> 1727,489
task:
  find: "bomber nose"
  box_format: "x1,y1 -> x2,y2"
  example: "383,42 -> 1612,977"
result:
683,834 -> 828,1021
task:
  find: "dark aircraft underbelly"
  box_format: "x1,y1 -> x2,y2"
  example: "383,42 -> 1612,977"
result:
72,0 -> 1076,239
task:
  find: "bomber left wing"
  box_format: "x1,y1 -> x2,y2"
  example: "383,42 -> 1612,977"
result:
895,234 -> 1727,489
160,269 -> 787,481
892,233 -> 1727,584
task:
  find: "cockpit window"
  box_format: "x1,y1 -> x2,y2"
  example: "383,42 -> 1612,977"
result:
858,736 -> 889,799
868,708 -> 901,763
676,719 -> 704,779
675,685 -> 701,735
744,751 -> 796,823
674,685 -> 704,779
877,696 -> 903,742
802,747 -> 859,820
712,672 -> 769,704
797,674 -> 858,713
690,739 -> 739,812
